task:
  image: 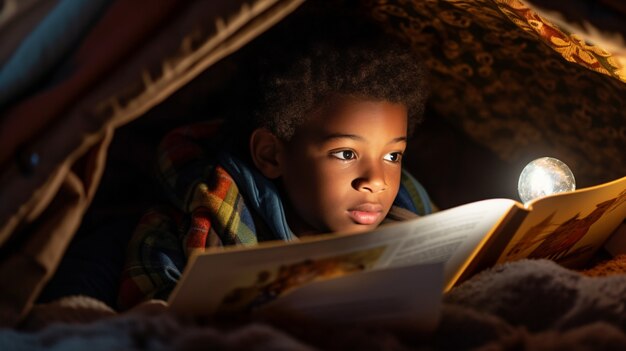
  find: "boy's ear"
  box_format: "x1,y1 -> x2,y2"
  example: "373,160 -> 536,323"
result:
249,128 -> 283,179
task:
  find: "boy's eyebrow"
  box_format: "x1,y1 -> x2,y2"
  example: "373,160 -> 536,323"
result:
322,133 -> 365,142
388,136 -> 407,144
322,133 -> 407,145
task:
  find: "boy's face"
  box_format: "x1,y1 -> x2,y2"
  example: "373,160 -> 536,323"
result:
278,99 -> 408,235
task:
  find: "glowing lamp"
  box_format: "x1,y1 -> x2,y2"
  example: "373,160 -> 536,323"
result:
518,157 -> 576,205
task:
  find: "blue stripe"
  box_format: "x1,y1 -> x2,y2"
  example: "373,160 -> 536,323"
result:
0,0 -> 111,107
401,169 -> 433,215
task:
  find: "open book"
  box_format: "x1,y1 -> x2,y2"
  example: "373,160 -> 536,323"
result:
169,175 -> 626,328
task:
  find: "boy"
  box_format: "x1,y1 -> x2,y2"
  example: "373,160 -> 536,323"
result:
118,37 -> 431,310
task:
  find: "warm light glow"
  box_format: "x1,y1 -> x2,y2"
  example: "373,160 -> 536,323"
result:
518,157 -> 575,205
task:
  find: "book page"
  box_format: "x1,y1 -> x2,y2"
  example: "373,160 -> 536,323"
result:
169,199 -> 515,317
263,263 -> 443,331
378,199 -> 517,285
497,176 -> 626,267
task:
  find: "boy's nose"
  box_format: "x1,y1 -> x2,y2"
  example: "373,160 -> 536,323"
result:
352,161 -> 387,193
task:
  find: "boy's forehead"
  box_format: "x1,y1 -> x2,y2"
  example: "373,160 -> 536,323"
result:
297,100 -> 408,141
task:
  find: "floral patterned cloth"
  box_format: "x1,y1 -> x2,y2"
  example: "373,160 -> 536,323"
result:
365,0 -> 626,186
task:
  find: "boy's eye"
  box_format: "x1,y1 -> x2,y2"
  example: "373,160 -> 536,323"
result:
384,152 -> 402,162
330,150 -> 356,160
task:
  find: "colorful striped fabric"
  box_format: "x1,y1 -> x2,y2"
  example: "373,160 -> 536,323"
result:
117,121 -> 432,310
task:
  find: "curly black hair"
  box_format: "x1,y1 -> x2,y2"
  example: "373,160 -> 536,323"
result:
255,37 -> 429,141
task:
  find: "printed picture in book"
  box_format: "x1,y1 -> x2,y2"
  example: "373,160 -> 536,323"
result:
501,189 -> 626,265
217,246 -> 386,314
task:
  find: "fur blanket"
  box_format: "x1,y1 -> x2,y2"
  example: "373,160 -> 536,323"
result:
2,257 -> 626,350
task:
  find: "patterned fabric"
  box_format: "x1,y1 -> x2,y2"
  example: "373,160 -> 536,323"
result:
117,121 -> 432,310
500,1 -> 625,82
365,0 -> 626,186
154,121 -> 268,253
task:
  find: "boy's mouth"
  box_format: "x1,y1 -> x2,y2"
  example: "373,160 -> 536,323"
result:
347,203 -> 383,225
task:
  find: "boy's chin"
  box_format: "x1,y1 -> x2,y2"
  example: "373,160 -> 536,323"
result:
335,222 -> 381,235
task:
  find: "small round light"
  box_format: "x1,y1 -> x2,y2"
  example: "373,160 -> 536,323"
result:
518,157 -> 575,204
